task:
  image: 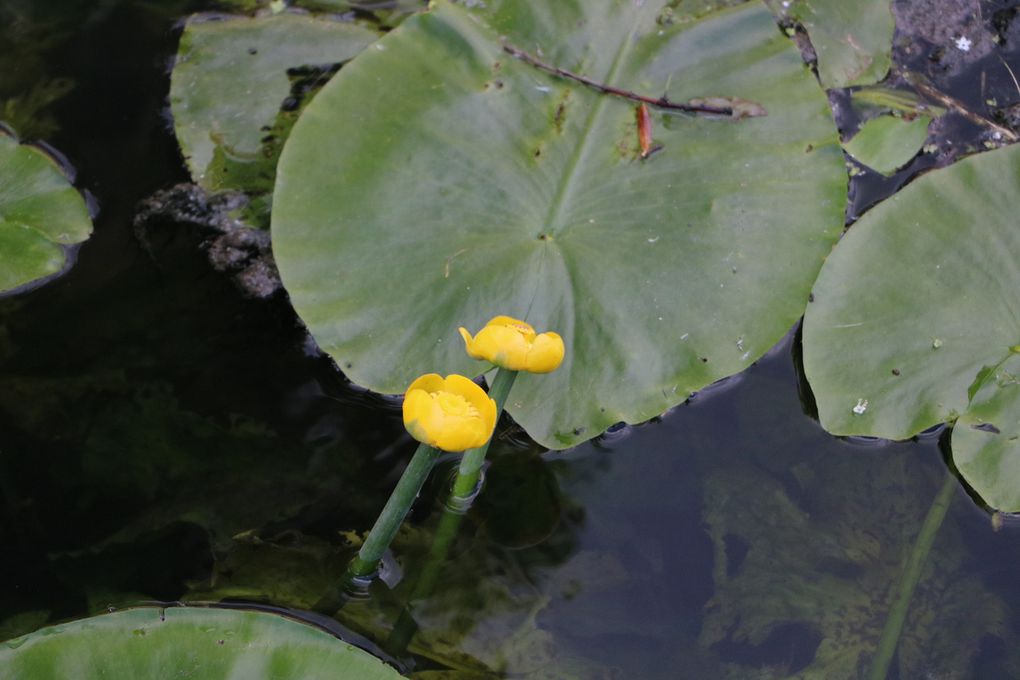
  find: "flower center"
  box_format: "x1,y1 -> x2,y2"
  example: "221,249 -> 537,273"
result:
435,390 -> 479,418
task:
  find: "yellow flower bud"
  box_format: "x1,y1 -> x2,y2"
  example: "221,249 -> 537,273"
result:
402,374 -> 498,452
458,315 -> 565,373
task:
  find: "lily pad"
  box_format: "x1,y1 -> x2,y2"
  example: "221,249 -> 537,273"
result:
169,13 -> 378,194
0,134 -> 92,294
272,0 -> 846,448
843,114 -> 931,175
803,143 -> 1020,509
774,0 -> 894,89
0,606 -> 401,679
952,354 -> 1020,511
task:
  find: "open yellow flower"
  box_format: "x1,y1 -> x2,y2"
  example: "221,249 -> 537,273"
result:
402,374 -> 497,452
458,315 -> 565,373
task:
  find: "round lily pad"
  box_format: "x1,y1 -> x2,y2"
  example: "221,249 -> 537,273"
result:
0,606 -> 401,679
0,134 -> 92,294
169,13 -> 378,192
272,0 -> 846,448
803,143 -> 1020,510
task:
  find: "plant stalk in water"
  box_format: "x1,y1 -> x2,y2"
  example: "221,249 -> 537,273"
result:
348,441 -> 442,578
384,501 -> 466,656
867,471 -> 957,680
450,368 -> 517,501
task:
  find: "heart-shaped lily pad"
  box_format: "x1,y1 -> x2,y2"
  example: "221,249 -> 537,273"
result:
272,0 -> 846,448
169,13 -> 378,195
0,606 -> 401,679
803,143 -> 1020,511
0,133 -> 92,294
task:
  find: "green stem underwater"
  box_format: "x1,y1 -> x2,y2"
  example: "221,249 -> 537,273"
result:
384,502 -> 466,656
867,470 -> 957,680
348,441 -> 442,578
450,368 -> 517,501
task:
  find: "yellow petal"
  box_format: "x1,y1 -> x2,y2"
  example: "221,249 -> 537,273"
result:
524,332 -> 565,373
486,315 -> 536,340
458,327 -> 477,358
441,373 -> 480,398
453,375 -> 497,435
434,413 -> 488,451
407,373 -> 444,395
402,387 -> 443,446
472,325 -> 530,369
478,390 -> 497,435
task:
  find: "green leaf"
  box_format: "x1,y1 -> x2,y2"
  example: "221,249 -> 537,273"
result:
169,13 -> 378,195
0,134 -> 92,294
952,354 -> 1020,511
802,143 -> 1020,509
843,114 -> 931,176
272,0 -> 846,448
850,86 -> 944,117
803,144 -> 1020,438
774,0 -> 894,89
0,607 -> 402,679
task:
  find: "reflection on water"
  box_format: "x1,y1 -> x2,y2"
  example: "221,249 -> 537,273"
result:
2,1 -> 1020,677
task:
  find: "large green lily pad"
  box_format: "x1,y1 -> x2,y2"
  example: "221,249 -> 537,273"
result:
0,606 -> 401,679
0,134 -> 92,294
803,143 -> 1020,511
272,0 -> 846,448
169,13 -> 378,193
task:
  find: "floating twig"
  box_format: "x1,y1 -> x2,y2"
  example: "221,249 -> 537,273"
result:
902,69 -> 1019,142
503,43 -> 765,118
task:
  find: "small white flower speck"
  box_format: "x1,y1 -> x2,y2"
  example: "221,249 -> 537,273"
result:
853,399 -> 868,415
954,36 -> 972,52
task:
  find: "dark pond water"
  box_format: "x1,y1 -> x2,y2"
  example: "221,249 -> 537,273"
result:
3,1 -> 1020,678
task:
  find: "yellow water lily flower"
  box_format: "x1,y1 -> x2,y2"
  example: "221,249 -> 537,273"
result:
402,374 -> 498,452
458,315 -> 565,373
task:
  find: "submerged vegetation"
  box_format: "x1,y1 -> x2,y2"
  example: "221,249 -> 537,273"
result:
4,0 -> 1020,677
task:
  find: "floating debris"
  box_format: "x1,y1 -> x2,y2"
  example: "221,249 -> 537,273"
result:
852,398 -> 869,415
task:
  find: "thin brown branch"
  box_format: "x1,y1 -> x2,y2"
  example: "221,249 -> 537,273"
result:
902,70 -> 1019,142
502,44 -> 737,116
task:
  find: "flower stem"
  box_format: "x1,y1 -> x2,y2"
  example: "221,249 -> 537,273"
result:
450,368 -> 517,501
384,501 -> 466,656
867,470 -> 957,680
348,441 -> 442,578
